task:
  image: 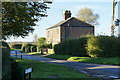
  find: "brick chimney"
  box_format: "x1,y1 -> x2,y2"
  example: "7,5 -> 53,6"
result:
64,10 -> 71,20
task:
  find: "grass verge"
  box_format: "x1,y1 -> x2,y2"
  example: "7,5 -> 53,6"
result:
26,52 -> 41,55
12,57 -> 98,79
45,54 -> 73,60
67,57 -> 120,65
11,48 -> 21,51
44,54 -> 120,65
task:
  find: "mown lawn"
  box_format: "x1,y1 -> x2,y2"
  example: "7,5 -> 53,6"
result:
12,58 -> 98,79
26,52 -> 41,55
11,48 -> 21,51
44,54 -> 120,65
45,54 -> 73,60
68,57 -> 120,65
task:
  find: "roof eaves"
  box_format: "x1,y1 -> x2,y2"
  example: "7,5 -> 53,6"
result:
46,18 -> 72,30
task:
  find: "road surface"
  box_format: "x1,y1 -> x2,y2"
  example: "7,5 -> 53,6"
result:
11,50 -> 120,80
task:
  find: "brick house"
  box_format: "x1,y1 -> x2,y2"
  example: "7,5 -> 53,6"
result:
46,10 -> 94,44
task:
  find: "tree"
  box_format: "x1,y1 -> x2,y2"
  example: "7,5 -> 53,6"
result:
76,7 -> 99,25
37,37 -> 52,53
33,34 -> 38,45
37,37 -> 46,53
2,1 -> 52,40
37,37 -> 46,46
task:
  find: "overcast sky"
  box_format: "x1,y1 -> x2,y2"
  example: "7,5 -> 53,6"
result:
6,0 -> 120,42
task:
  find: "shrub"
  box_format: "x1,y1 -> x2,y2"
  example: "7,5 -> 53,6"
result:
11,59 -> 24,80
117,38 -> 120,57
74,37 -> 88,56
21,43 -> 37,53
1,41 -> 11,80
10,43 -> 22,49
87,36 -> 119,58
32,45 -> 37,52
54,37 -> 88,56
54,44 -> 60,54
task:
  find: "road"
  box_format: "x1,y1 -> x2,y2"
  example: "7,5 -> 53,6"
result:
11,50 -> 120,80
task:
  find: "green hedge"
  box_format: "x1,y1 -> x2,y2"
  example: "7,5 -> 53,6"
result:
87,36 -> 120,58
11,59 -> 24,80
21,43 -> 37,53
54,37 -> 88,56
10,44 -> 22,49
1,41 -> 11,80
54,36 -> 120,58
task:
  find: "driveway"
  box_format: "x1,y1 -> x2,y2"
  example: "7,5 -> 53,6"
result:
11,50 -> 120,80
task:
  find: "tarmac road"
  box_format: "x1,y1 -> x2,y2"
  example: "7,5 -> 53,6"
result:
11,50 -> 120,80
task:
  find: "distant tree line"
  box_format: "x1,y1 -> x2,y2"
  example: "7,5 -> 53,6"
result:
10,37 -> 52,53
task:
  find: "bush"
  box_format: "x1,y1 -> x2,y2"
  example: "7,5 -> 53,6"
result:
11,59 -> 24,80
1,41 -> 11,80
21,43 -> 37,53
10,43 -> 22,49
87,36 -> 120,58
31,45 -> 37,52
54,35 -> 120,57
117,38 -> 120,57
54,43 -> 62,54
54,37 -> 88,56
74,37 -> 88,56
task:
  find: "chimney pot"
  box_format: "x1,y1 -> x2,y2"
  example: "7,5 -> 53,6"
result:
64,10 -> 71,20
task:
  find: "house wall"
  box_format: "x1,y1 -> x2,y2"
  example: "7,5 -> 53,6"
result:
46,26 -> 61,44
61,26 -> 94,42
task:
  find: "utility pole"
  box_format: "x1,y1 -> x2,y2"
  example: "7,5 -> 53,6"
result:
118,1 -> 120,37
111,0 -> 115,36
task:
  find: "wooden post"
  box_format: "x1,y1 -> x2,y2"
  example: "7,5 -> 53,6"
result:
24,70 -> 26,80
15,51 -> 17,57
20,55 -> 22,59
29,73 -> 31,80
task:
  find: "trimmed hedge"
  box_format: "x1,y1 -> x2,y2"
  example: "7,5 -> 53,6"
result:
54,36 -> 120,58
11,59 -> 24,80
21,43 -> 37,53
54,37 -> 88,56
1,41 -> 11,80
10,43 -> 22,49
87,36 -> 120,58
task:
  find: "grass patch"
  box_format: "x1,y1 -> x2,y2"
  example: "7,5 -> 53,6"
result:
11,48 -> 21,51
11,57 -> 98,79
44,54 -> 120,65
67,57 -> 120,65
26,52 -> 41,55
45,54 -> 73,60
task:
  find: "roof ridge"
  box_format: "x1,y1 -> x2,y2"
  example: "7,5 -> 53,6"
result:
46,17 -> 94,30
72,17 -> 94,26
46,17 -> 73,30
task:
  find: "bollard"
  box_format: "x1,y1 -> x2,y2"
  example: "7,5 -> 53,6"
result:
15,51 -> 17,57
20,55 -> 22,59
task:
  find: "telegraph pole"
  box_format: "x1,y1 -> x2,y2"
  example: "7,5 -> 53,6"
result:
118,1 -> 120,37
111,0 -> 115,36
